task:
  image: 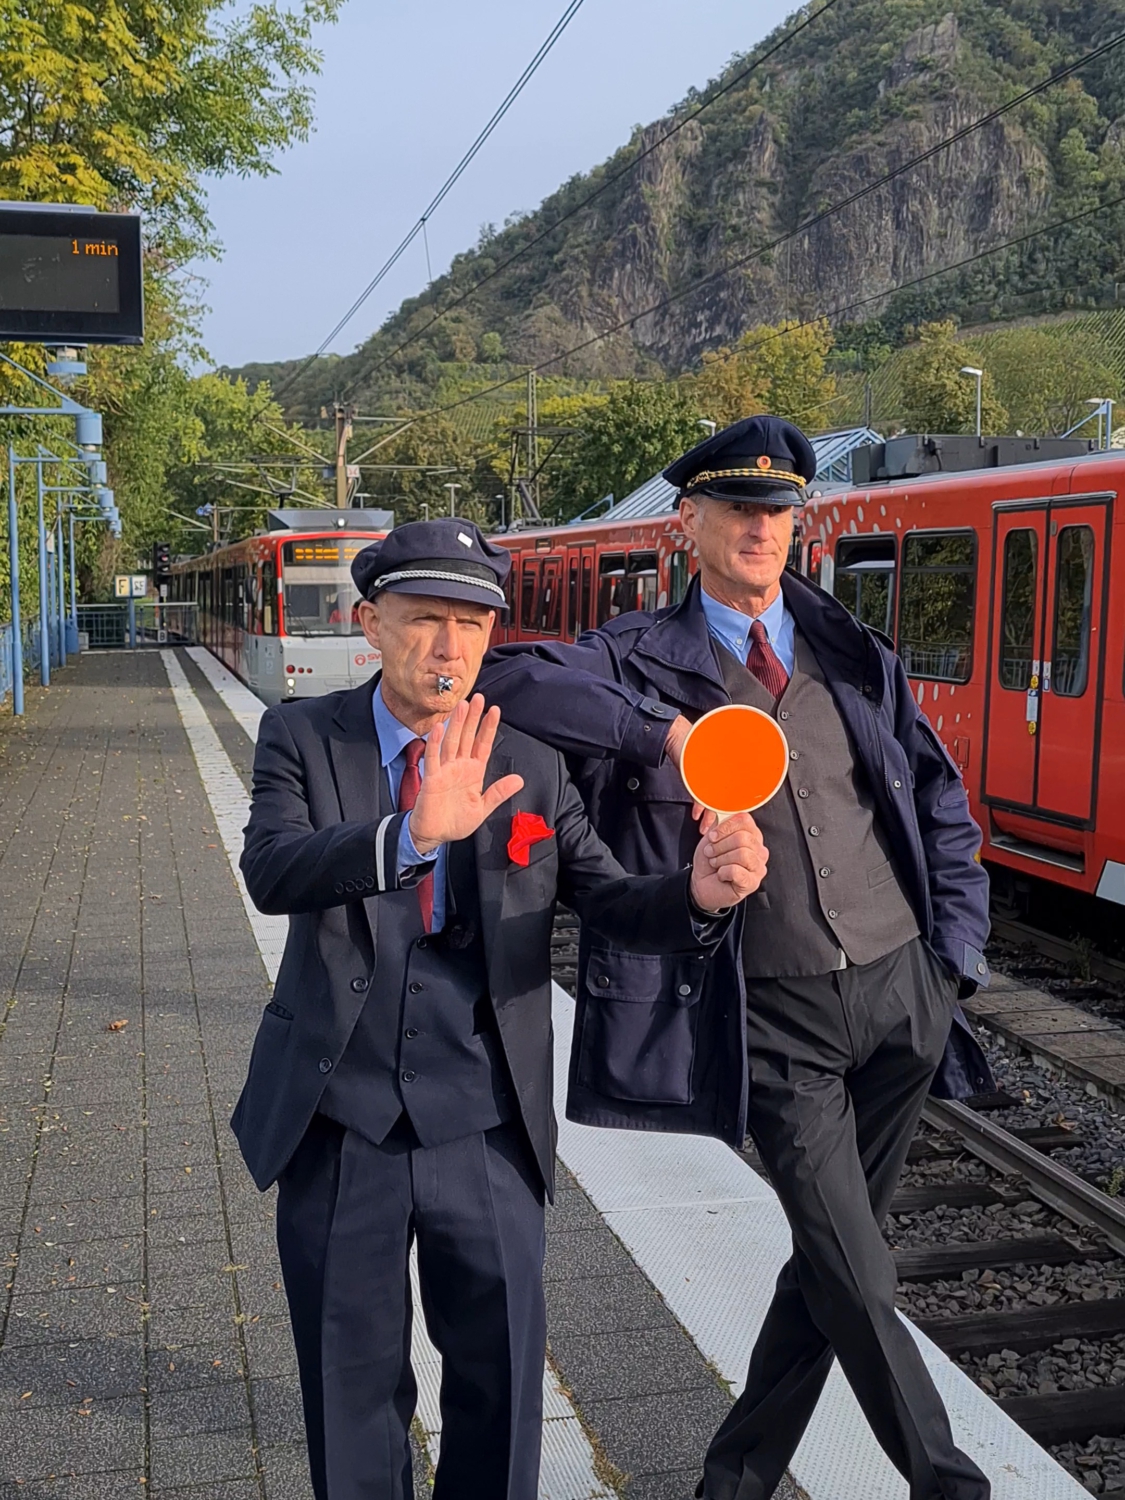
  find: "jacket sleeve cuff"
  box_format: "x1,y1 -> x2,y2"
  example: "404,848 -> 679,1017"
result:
685,873 -> 733,944
621,697 -> 679,768
934,936 -> 990,996
375,812 -> 437,892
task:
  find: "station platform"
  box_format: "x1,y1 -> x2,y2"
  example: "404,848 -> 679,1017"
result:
0,648 -> 1092,1499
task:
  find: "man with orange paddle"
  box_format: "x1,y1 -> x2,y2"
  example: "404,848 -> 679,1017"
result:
478,416 -> 994,1500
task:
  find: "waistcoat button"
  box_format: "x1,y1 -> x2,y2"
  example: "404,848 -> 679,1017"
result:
819,867 -> 831,878
779,710 -> 790,721
402,1069 -> 416,1083
350,977 -> 368,993
318,1058 -> 332,1074
789,750 -> 799,761
798,788 -> 810,799
626,777 -> 640,791
677,983 -> 692,997
417,937 -> 429,950
409,982 -> 423,994
828,909 -> 840,920
809,826 -> 820,837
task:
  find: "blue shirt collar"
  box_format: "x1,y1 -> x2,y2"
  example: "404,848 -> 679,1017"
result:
699,584 -> 787,660
372,682 -> 421,768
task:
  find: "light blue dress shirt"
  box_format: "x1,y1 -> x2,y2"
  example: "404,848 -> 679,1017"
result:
372,683 -> 446,932
699,585 -> 795,677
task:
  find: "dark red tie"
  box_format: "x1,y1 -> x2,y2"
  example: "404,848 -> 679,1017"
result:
398,739 -> 434,933
747,619 -> 790,699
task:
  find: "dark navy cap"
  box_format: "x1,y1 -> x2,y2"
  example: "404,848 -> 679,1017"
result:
663,415 -> 817,507
351,518 -> 511,613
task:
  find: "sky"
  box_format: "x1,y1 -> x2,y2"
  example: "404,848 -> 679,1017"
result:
197,0 -> 795,370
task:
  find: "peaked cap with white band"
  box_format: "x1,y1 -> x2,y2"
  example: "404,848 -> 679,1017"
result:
351,518 -> 511,614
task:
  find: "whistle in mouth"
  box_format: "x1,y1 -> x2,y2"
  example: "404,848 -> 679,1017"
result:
437,675 -> 454,694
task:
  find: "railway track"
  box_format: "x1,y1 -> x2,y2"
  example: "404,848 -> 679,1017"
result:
549,911 -> 1125,1491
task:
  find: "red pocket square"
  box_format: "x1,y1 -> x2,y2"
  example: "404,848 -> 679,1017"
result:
507,811 -> 555,867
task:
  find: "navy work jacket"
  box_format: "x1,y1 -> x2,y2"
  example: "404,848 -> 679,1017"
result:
477,571 -> 994,1149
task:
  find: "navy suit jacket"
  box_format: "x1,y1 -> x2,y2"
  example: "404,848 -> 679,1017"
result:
231,675 -> 726,1195
476,572 -> 994,1148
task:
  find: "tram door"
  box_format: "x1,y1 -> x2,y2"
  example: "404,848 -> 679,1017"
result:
985,499 -> 1109,824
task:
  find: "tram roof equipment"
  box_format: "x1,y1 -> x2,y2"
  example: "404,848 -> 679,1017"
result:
265,508 -> 394,531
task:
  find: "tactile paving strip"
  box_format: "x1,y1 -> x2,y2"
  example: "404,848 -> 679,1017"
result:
550,983 -> 1089,1499
162,650 -> 611,1498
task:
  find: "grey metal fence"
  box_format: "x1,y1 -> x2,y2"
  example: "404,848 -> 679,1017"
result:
76,602 -> 197,649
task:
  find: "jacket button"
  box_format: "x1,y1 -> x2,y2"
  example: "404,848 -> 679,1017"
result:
597,975 -> 610,988
318,1058 -> 332,1074
893,779 -> 903,790
977,961 -> 987,975
409,982 -> 423,994
333,883 -> 344,894
402,1069 -> 416,1083
677,983 -> 692,997
344,880 -> 355,893
863,684 -> 873,695
405,1027 -> 419,1039
417,937 -> 429,950
626,777 -> 640,792
350,977 -> 368,993
366,876 -> 375,889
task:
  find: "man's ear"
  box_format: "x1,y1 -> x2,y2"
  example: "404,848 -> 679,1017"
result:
679,497 -> 699,541
357,599 -> 381,650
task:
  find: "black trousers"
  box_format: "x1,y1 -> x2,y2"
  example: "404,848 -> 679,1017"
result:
703,938 -> 991,1500
275,1114 -> 546,1500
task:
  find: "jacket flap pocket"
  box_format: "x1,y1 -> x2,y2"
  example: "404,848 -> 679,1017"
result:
585,948 -> 702,1006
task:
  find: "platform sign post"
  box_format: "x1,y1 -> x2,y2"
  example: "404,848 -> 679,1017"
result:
35,460 -> 49,686
55,513 -> 66,667
6,447 -> 23,715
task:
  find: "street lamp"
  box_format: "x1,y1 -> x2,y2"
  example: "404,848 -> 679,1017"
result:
1085,398 -> 1116,450
960,367 -> 984,438
697,419 -> 717,437
444,482 -> 461,518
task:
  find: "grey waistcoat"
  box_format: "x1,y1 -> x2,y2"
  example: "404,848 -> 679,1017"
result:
719,631 -> 919,977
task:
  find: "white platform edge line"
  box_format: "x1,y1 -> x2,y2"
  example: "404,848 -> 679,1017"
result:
161,650 -> 610,1499
549,981 -> 1087,1500
185,645 -> 265,741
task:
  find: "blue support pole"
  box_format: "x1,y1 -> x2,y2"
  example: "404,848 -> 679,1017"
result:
36,460 -> 49,686
7,446 -> 23,715
128,594 -> 136,650
56,513 -> 66,667
68,512 -> 77,640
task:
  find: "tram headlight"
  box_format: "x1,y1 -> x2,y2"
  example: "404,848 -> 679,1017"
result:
286,676 -> 295,688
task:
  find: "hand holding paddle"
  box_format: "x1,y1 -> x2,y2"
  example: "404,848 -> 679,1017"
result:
689,812 -> 769,911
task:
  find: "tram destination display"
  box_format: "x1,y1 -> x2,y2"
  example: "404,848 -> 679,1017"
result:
0,205 -> 143,344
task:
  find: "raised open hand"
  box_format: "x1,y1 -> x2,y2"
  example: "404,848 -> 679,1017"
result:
689,811 -> 769,913
407,694 -> 525,852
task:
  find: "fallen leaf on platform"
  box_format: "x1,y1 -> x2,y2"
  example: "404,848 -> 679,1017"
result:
106,1020 -> 129,1032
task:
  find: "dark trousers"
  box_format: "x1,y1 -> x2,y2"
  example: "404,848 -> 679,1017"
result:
275,1114 -> 546,1500
703,938 -> 991,1500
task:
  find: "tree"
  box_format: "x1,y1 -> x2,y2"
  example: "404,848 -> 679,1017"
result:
976,324 -> 1123,437
897,322 -> 1008,434
687,320 -> 838,429
0,0 -> 340,257
568,381 -> 705,514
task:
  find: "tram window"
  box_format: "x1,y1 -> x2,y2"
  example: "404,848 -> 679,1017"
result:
538,557 -> 562,635
236,565 -> 248,630
807,540 -> 824,586
520,560 -> 540,632
567,557 -> 579,638
834,536 -> 896,637
669,550 -> 690,605
261,560 -> 276,635
1052,525 -> 1094,697
898,531 -> 976,683
597,553 -> 626,624
580,553 -> 593,633
627,551 -> 659,613
280,541 -> 363,635
998,530 -> 1038,691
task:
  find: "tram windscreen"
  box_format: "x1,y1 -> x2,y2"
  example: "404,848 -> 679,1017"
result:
281,540 -> 367,636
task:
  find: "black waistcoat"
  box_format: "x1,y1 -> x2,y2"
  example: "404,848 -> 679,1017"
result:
319,795 -> 512,1149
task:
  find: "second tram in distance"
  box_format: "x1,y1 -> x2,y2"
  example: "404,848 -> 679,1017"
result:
169,511 -> 390,704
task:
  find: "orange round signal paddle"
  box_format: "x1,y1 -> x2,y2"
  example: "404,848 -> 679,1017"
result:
680,704 -> 790,817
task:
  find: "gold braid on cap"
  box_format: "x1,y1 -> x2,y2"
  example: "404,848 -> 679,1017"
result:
688,466 -> 805,490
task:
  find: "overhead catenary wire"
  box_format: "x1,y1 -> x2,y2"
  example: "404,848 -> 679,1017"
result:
376,25 -> 1125,433
340,0 -> 845,399
270,0 -> 587,405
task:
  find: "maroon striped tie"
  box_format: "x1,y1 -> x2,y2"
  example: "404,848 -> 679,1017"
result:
398,739 -> 434,933
747,619 -> 789,699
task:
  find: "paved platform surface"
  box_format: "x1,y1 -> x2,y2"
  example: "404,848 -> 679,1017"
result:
0,652 -> 752,1499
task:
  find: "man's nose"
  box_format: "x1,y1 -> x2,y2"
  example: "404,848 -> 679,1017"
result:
433,621 -> 460,659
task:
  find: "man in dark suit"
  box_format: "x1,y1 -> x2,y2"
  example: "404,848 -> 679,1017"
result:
475,418 -> 994,1500
231,519 -> 769,1500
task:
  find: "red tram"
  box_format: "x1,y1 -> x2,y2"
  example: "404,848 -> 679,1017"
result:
169,512 -> 389,704
491,449 -> 1125,912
